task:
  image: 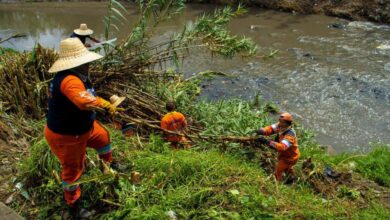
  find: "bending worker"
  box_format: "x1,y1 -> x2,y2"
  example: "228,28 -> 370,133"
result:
161,101 -> 190,149
71,23 -> 100,47
44,38 -> 120,216
255,112 -> 300,182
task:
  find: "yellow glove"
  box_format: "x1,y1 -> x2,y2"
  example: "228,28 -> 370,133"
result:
98,98 -> 117,115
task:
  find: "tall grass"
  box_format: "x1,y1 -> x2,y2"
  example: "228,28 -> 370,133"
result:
354,145 -> 390,186
14,76 -> 389,219
17,123 -> 390,219
0,45 -> 56,119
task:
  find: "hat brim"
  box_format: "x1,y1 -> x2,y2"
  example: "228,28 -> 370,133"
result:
74,29 -> 93,36
112,97 -> 126,107
48,51 -> 103,73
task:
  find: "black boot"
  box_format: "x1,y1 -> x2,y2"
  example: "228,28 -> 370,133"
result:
284,175 -> 298,185
62,200 -> 93,220
110,160 -> 129,173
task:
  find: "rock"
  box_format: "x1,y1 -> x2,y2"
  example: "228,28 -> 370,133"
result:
328,23 -> 345,29
320,145 -> 337,155
0,202 -> 24,220
249,25 -> 261,30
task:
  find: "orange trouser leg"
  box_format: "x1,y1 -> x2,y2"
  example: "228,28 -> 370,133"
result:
180,137 -> 191,149
275,159 -> 296,182
166,136 -> 190,150
87,121 -> 112,162
44,126 -> 89,205
170,141 -> 179,150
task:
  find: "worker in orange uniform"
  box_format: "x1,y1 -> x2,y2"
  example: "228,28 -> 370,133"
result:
160,101 -> 190,149
44,38 -> 121,218
255,112 -> 299,182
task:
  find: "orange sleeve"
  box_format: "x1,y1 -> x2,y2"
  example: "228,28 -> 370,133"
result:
270,135 -> 295,152
60,75 -> 100,110
272,142 -> 287,151
261,123 -> 278,136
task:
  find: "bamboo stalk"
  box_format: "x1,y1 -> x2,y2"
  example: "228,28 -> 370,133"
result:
100,199 -> 123,207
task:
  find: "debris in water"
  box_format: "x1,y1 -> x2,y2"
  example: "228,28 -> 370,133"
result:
328,23 -> 345,29
377,44 -> 390,50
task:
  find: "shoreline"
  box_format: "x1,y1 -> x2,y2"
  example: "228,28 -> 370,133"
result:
0,1 -> 389,24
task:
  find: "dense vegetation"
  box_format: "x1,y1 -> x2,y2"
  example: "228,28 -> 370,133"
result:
14,95 -> 390,219
0,0 -> 389,219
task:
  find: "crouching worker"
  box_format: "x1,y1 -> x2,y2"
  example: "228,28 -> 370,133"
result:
254,112 -> 300,182
44,38 -> 122,218
160,101 -> 190,149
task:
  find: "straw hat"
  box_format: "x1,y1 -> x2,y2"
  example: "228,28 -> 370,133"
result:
74,23 -> 93,36
110,95 -> 126,107
48,38 -> 103,73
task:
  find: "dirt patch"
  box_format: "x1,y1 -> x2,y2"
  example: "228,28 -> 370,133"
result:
300,158 -> 390,207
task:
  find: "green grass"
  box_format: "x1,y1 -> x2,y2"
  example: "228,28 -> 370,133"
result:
351,145 -> 390,187
17,127 -> 390,219
13,78 -> 390,219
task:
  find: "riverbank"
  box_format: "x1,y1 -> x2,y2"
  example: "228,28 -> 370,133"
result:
1,1 -> 389,218
0,46 -> 389,219
1,0 -> 389,24
188,0 -> 390,24
2,92 -> 390,219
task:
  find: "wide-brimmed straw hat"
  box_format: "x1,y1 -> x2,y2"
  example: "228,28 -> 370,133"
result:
48,38 -> 103,73
74,23 -> 93,36
110,95 -> 126,107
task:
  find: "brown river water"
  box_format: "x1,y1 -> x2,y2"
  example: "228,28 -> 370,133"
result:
1,2 -> 390,152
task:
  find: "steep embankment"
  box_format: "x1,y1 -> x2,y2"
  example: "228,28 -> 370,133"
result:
189,0 -> 390,23
1,0 -> 389,23
11,100 -> 390,219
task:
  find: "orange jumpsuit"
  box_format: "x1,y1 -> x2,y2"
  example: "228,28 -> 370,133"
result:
160,111 -> 189,149
44,73 -> 112,205
261,123 -> 300,181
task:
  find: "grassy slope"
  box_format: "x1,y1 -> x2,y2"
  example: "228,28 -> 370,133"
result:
16,99 -> 390,219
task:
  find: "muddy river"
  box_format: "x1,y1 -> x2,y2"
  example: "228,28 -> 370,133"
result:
1,2 -> 389,152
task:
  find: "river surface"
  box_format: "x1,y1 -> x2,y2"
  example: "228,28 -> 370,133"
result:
1,2 -> 389,152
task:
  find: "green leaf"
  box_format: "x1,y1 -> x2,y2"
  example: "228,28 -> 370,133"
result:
111,23 -> 120,31
112,7 -> 128,21
112,0 -> 128,13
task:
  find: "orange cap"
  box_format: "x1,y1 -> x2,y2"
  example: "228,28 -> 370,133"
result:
279,112 -> 293,122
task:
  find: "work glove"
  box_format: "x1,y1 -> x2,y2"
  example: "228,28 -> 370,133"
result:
98,98 -> 119,115
258,136 -> 269,145
252,129 -> 264,135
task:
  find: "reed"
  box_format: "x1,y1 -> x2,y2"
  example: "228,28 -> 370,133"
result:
0,45 -> 56,119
